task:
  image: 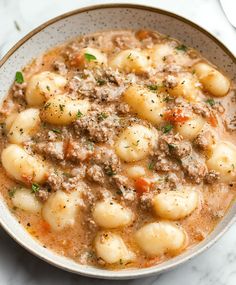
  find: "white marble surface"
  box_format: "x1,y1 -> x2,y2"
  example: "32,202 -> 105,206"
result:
0,0 -> 236,284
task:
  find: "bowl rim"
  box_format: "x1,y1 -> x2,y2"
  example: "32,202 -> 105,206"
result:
0,3 -> 235,280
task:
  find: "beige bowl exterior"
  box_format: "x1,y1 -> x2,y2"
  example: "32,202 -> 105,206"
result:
0,4 -> 235,280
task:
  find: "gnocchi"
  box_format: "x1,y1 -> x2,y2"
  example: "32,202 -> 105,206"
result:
206,141 -> 236,182
40,94 -> 90,125
194,62 -> 230,97
153,189 -> 199,220
42,190 -> 82,231
109,49 -> 149,74
94,232 -> 135,264
8,108 -> 40,144
92,200 -> 134,228
167,73 -> 202,102
115,124 -> 157,162
176,115 -> 205,140
12,188 -> 42,213
123,85 -> 166,125
135,222 -> 187,256
1,144 -> 47,183
26,71 -> 67,106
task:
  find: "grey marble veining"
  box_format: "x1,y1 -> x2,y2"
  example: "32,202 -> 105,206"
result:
0,0 -> 236,284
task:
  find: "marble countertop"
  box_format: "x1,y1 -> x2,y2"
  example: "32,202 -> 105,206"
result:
0,0 -> 236,284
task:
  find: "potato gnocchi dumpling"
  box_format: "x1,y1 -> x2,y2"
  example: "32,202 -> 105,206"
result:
115,124 -> 157,162
40,94 -> 90,125
109,49 -> 149,74
8,108 -> 40,144
194,62 -> 230,97
94,232 -> 135,264
167,73 -> 202,102
135,222 -> 187,256
92,200 -> 134,228
176,115 -> 205,140
150,43 -> 191,68
1,144 -> 47,183
80,47 -> 107,67
42,190 -> 82,231
206,141 -> 236,182
12,188 -> 42,213
153,189 -> 199,220
123,85 -> 166,125
126,165 -> 146,178
26,71 -> 67,106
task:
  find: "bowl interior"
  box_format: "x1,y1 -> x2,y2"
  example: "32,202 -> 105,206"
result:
0,4 -> 235,279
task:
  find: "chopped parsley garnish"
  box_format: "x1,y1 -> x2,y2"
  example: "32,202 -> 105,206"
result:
14,20 -> 21,31
8,187 -> 17,198
77,110 -> 83,118
97,79 -> 106,86
46,85 -> 50,91
175,44 -> 188,52
116,189 -> 122,195
98,112 -> 108,121
162,124 -> 173,133
84,53 -> 97,62
206,98 -> 215,106
167,143 -> 175,151
87,141 -> 94,151
52,129 -> 61,134
15,71 -> 24,84
163,96 -> 173,102
147,84 -> 158,91
31,183 -> 40,193
105,166 -> 116,176
127,53 -> 132,59
59,104 -> 65,111
44,102 -> 51,109
148,161 -> 155,170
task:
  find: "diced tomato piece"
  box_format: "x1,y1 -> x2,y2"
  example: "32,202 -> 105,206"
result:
69,53 -> 85,68
207,114 -> 218,127
21,174 -> 32,185
164,109 -> 189,124
40,220 -> 51,233
135,178 -> 151,196
135,30 -> 151,40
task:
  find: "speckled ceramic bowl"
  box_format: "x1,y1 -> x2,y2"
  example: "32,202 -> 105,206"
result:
0,4 -> 235,280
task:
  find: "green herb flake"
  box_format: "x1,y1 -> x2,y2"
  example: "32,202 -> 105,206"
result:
147,84 -> 158,91
14,20 -> 21,31
98,112 -> 108,121
8,188 -> 16,198
167,143 -> 175,151
87,141 -> 94,151
52,129 -> 61,134
59,104 -> 65,111
127,53 -> 132,59
206,99 -> 215,106
148,161 -> 155,170
77,110 -> 83,118
44,102 -> 51,109
84,53 -> 97,62
175,44 -> 188,52
105,166 -> 116,177
15,71 -> 24,84
31,183 -> 40,193
97,79 -> 106,86
116,189 -> 122,195
46,85 -> 50,91
162,124 -> 173,133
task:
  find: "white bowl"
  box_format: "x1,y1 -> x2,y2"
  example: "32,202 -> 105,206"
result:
0,4 -> 235,280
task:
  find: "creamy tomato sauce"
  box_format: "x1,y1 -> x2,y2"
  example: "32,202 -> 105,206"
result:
0,29 -> 235,270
